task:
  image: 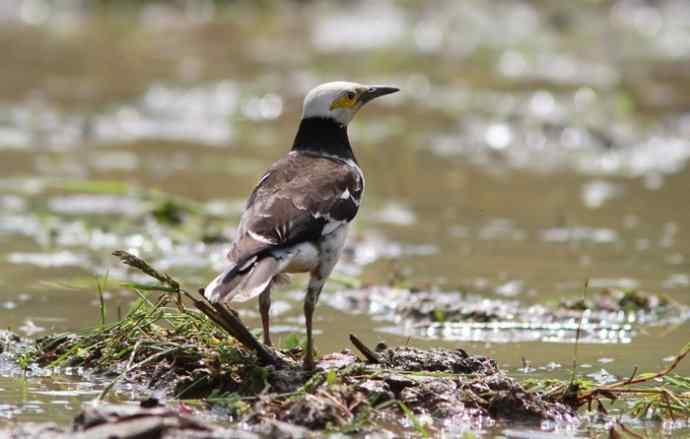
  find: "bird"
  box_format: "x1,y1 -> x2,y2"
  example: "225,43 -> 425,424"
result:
203,81 -> 398,369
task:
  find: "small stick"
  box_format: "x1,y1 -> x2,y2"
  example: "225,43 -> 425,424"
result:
349,334 -> 382,364
211,301 -> 284,367
191,295 -> 243,339
99,346 -> 178,400
623,366 -> 638,384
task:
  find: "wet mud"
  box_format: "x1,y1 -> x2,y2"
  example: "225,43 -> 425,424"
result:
8,403 -> 257,439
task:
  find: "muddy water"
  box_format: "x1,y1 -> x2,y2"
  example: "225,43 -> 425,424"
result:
1,1 -> 690,436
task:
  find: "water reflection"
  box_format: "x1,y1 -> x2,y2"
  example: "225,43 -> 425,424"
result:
325,285 -> 687,345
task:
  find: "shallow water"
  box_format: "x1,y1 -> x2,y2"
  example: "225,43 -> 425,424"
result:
1,0 -> 690,436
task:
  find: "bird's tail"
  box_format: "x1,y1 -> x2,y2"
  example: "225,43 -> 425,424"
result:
204,256 -> 281,304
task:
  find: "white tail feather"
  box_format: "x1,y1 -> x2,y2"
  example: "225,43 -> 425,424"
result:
204,256 -> 283,304
203,266 -> 236,303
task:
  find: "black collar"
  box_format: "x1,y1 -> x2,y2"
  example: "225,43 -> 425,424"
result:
292,117 -> 356,161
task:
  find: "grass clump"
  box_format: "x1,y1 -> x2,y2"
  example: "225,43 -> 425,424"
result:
32,290 -> 262,401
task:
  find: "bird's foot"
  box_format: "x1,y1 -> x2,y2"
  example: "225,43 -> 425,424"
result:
263,333 -> 272,347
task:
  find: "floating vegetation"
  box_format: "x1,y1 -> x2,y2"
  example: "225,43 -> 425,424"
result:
326,286 -> 688,344
558,288 -> 671,316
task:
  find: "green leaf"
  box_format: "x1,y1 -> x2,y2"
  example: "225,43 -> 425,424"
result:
326,369 -> 337,386
280,333 -> 303,350
122,282 -> 180,293
53,179 -> 131,195
432,308 -> 445,322
398,401 -> 429,438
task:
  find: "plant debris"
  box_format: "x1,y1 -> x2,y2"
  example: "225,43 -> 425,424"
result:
558,288 -> 670,314
527,342 -> 690,422
325,285 -> 688,343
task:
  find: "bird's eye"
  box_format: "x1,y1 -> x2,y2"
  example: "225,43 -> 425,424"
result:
346,91 -> 356,100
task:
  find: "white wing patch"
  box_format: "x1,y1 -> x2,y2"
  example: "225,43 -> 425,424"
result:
274,221 -> 290,241
248,229 -> 277,244
257,171 -> 272,186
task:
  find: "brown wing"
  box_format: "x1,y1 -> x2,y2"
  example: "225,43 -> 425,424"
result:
226,151 -> 364,267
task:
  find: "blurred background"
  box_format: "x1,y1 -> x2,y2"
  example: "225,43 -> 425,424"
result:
1,0 -> 690,426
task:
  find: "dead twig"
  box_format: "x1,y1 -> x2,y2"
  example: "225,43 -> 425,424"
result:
577,342 -> 690,404
349,334 -> 382,364
624,366 -> 638,384
99,346 -> 179,400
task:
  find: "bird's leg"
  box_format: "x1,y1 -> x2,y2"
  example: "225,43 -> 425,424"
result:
259,285 -> 272,346
303,276 -> 324,370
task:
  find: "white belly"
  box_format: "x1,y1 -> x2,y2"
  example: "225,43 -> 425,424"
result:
274,225 -> 349,275
282,241 -> 320,273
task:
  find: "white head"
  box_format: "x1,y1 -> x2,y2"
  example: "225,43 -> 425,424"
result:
302,81 -> 399,126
